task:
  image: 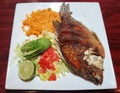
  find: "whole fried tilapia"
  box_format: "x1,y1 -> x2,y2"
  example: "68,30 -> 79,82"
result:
54,3 -> 105,85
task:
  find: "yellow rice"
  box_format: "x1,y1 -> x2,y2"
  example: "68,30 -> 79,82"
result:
22,8 -> 61,36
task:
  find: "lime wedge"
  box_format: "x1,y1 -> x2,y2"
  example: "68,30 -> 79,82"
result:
18,61 -> 35,81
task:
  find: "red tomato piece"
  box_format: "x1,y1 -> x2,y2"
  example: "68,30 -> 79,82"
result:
38,65 -> 47,73
38,46 -> 59,74
48,73 -> 56,81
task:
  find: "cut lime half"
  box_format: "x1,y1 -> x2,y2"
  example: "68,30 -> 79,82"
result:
18,61 -> 35,81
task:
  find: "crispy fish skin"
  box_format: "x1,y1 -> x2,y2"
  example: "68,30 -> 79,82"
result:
54,3 -> 105,85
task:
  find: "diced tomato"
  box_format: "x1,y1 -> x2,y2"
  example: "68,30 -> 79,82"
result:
38,46 -> 59,74
46,61 -> 56,70
38,66 -> 46,73
48,73 -> 56,81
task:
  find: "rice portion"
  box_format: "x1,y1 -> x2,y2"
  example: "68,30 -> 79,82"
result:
22,8 -> 61,36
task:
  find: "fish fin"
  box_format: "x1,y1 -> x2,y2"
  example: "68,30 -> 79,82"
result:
92,32 -> 100,42
92,32 -> 105,58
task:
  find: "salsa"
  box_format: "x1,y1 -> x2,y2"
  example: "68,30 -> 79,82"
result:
38,46 -> 59,81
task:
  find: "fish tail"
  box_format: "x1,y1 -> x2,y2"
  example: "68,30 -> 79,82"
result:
60,2 -> 72,17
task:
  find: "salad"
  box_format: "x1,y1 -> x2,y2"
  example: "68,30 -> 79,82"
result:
15,31 -> 69,81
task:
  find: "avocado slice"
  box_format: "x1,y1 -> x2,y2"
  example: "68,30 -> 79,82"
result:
22,38 -> 51,59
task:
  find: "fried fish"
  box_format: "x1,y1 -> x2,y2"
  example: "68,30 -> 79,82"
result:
54,3 -> 105,85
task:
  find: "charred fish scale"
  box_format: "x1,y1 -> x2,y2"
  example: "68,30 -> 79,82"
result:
54,3 -> 105,85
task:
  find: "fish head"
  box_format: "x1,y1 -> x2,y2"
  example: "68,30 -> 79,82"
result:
83,48 -> 104,84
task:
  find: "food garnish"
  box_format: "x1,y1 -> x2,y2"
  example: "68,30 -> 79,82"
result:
15,30 -> 69,81
18,60 -> 35,81
21,38 -> 51,59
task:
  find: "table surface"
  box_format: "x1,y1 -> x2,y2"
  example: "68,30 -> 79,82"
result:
0,0 -> 120,93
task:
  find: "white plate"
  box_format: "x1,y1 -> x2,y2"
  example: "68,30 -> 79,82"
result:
5,2 -> 117,90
